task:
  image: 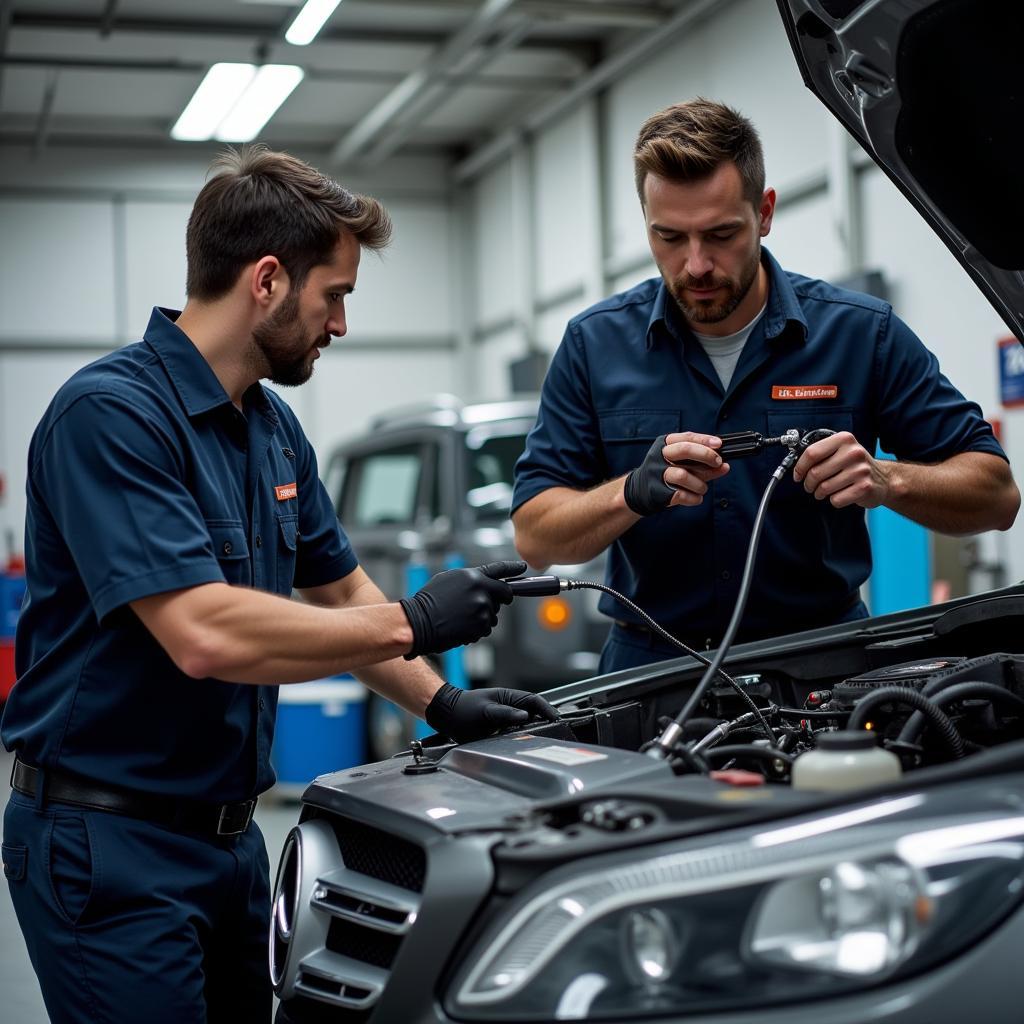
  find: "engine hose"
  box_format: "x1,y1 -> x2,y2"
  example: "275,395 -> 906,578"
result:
703,744 -> 795,769
847,686 -> 964,759
898,677 -> 994,746
933,681 -> 1024,714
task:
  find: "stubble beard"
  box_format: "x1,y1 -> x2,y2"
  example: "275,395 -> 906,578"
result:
670,241 -> 762,326
251,292 -> 326,388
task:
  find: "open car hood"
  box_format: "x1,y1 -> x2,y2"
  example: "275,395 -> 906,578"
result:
775,0 -> 1024,343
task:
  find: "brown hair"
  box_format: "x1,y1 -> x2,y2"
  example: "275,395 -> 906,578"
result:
633,98 -> 765,207
186,145 -> 392,300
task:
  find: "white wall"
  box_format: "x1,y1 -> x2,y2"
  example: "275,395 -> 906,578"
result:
0,144 -> 458,554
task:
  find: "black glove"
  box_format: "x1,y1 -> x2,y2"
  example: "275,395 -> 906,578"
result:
425,683 -> 561,743
623,434 -> 675,515
399,560 -> 525,660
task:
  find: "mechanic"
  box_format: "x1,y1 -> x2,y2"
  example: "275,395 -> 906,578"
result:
1,146 -> 557,1024
512,98 -> 1020,673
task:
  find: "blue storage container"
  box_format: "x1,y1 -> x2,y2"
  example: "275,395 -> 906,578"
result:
0,573 -> 26,639
271,677 -> 367,789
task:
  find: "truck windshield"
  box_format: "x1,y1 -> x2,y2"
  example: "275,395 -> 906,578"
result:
465,432 -> 527,519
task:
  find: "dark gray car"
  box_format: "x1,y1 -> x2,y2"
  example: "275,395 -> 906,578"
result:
272,3 -> 1024,1020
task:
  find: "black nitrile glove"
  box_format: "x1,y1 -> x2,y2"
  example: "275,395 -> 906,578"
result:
425,683 -> 561,743
399,560 -> 526,660
623,434 -> 674,515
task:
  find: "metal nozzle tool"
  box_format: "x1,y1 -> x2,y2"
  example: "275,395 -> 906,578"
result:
678,428 -> 802,466
508,575 -> 568,597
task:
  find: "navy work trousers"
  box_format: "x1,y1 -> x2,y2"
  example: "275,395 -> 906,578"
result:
2,790 -> 272,1023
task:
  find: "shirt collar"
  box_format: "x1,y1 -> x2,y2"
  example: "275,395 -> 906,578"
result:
143,307 -> 240,418
645,246 -> 808,351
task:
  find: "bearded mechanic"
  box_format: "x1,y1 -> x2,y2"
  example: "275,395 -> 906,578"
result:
1,146 -> 556,1024
512,99 -> 1019,673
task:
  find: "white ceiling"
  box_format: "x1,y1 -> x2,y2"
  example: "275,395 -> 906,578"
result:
0,0 -> 690,164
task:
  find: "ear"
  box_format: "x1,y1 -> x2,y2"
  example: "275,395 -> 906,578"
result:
758,187 -> 777,238
249,256 -> 288,310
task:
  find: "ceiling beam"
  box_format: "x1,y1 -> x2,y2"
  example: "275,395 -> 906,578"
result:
455,0 -> 726,182
329,0 -> 519,164
32,70 -> 59,155
0,52 -> 577,92
364,16 -> 533,164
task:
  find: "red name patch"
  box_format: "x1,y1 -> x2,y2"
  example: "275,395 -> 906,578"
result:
771,385 -> 839,400
275,483 -> 297,502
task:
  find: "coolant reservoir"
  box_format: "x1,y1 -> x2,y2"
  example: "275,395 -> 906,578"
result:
791,731 -> 902,792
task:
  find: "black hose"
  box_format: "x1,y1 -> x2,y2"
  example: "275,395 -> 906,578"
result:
567,580 -> 775,745
897,677 -> 1001,746
704,744 -> 795,768
647,447 -> 801,759
847,686 -> 965,759
933,682 -> 1024,715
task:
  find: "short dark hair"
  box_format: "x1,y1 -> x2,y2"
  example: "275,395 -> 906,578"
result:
633,98 -> 765,208
186,145 -> 392,301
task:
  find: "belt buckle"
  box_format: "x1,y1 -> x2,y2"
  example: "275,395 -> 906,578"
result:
217,799 -> 256,836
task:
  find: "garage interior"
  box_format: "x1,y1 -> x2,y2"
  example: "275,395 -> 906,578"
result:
2,1 -> 1023,1020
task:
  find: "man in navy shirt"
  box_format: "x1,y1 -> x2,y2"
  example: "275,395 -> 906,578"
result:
512,99 -> 1019,673
2,147 -> 555,1023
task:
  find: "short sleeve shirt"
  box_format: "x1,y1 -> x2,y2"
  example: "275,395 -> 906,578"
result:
1,308 -> 358,802
512,249 -> 1006,645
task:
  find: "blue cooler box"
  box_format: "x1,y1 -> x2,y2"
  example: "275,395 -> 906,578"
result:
271,677 -> 367,790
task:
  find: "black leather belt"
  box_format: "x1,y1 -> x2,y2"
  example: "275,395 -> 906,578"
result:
10,758 -> 256,838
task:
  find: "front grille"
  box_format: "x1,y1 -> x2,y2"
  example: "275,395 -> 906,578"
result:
272,816 -> 427,1017
331,816 -> 426,892
326,918 -> 403,969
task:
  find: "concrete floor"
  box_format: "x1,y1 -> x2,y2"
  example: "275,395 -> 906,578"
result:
0,745 -> 303,1022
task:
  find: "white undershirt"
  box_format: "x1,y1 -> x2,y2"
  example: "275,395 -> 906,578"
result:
691,300 -> 768,391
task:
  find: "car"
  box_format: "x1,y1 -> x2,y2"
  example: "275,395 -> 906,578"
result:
323,395 -> 607,759
270,2 -> 1024,1021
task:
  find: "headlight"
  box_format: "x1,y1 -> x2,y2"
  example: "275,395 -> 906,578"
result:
448,798 -> 1024,1019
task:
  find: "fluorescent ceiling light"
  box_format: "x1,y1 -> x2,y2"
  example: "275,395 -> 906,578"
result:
214,64 -> 304,142
171,63 -> 256,141
285,0 -> 344,46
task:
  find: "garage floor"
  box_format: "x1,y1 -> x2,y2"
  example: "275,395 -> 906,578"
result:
0,745 -> 302,1021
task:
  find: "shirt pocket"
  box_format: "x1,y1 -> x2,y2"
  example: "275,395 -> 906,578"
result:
276,514 -> 299,595
206,521 -> 251,586
598,410 -> 682,478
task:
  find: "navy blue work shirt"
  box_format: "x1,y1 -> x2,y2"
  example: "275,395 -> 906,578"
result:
512,249 -> 1006,645
1,308 -> 358,803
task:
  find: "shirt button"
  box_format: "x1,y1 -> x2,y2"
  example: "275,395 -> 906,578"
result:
222,542 -> 233,555
718,498 -> 729,509
258,697 -> 265,711
721,413 -> 730,421
721,570 -> 731,581
255,535 -> 263,548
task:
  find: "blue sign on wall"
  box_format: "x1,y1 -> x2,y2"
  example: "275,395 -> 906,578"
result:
998,336 -> 1024,408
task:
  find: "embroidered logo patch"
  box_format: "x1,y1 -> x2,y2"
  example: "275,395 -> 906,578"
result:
275,483 -> 297,501
771,385 -> 839,400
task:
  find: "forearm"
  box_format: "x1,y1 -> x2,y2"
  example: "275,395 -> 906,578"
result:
513,478 -> 640,567
313,572 -> 444,717
135,582 -> 415,684
881,452 -> 1020,535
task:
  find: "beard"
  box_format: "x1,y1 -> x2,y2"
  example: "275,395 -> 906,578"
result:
668,241 -> 761,326
251,292 -> 328,387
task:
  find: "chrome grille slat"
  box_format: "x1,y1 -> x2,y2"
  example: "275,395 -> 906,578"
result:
294,949 -> 388,1010
312,868 -> 421,934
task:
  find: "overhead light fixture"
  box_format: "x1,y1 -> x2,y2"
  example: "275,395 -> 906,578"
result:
171,62 -> 303,143
171,63 -> 257,141
285,0 -> 344,46
215,64 -> 304,142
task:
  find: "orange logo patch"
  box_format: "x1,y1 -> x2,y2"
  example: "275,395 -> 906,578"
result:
275,483 -> 297,501
771,385 -> 839,400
